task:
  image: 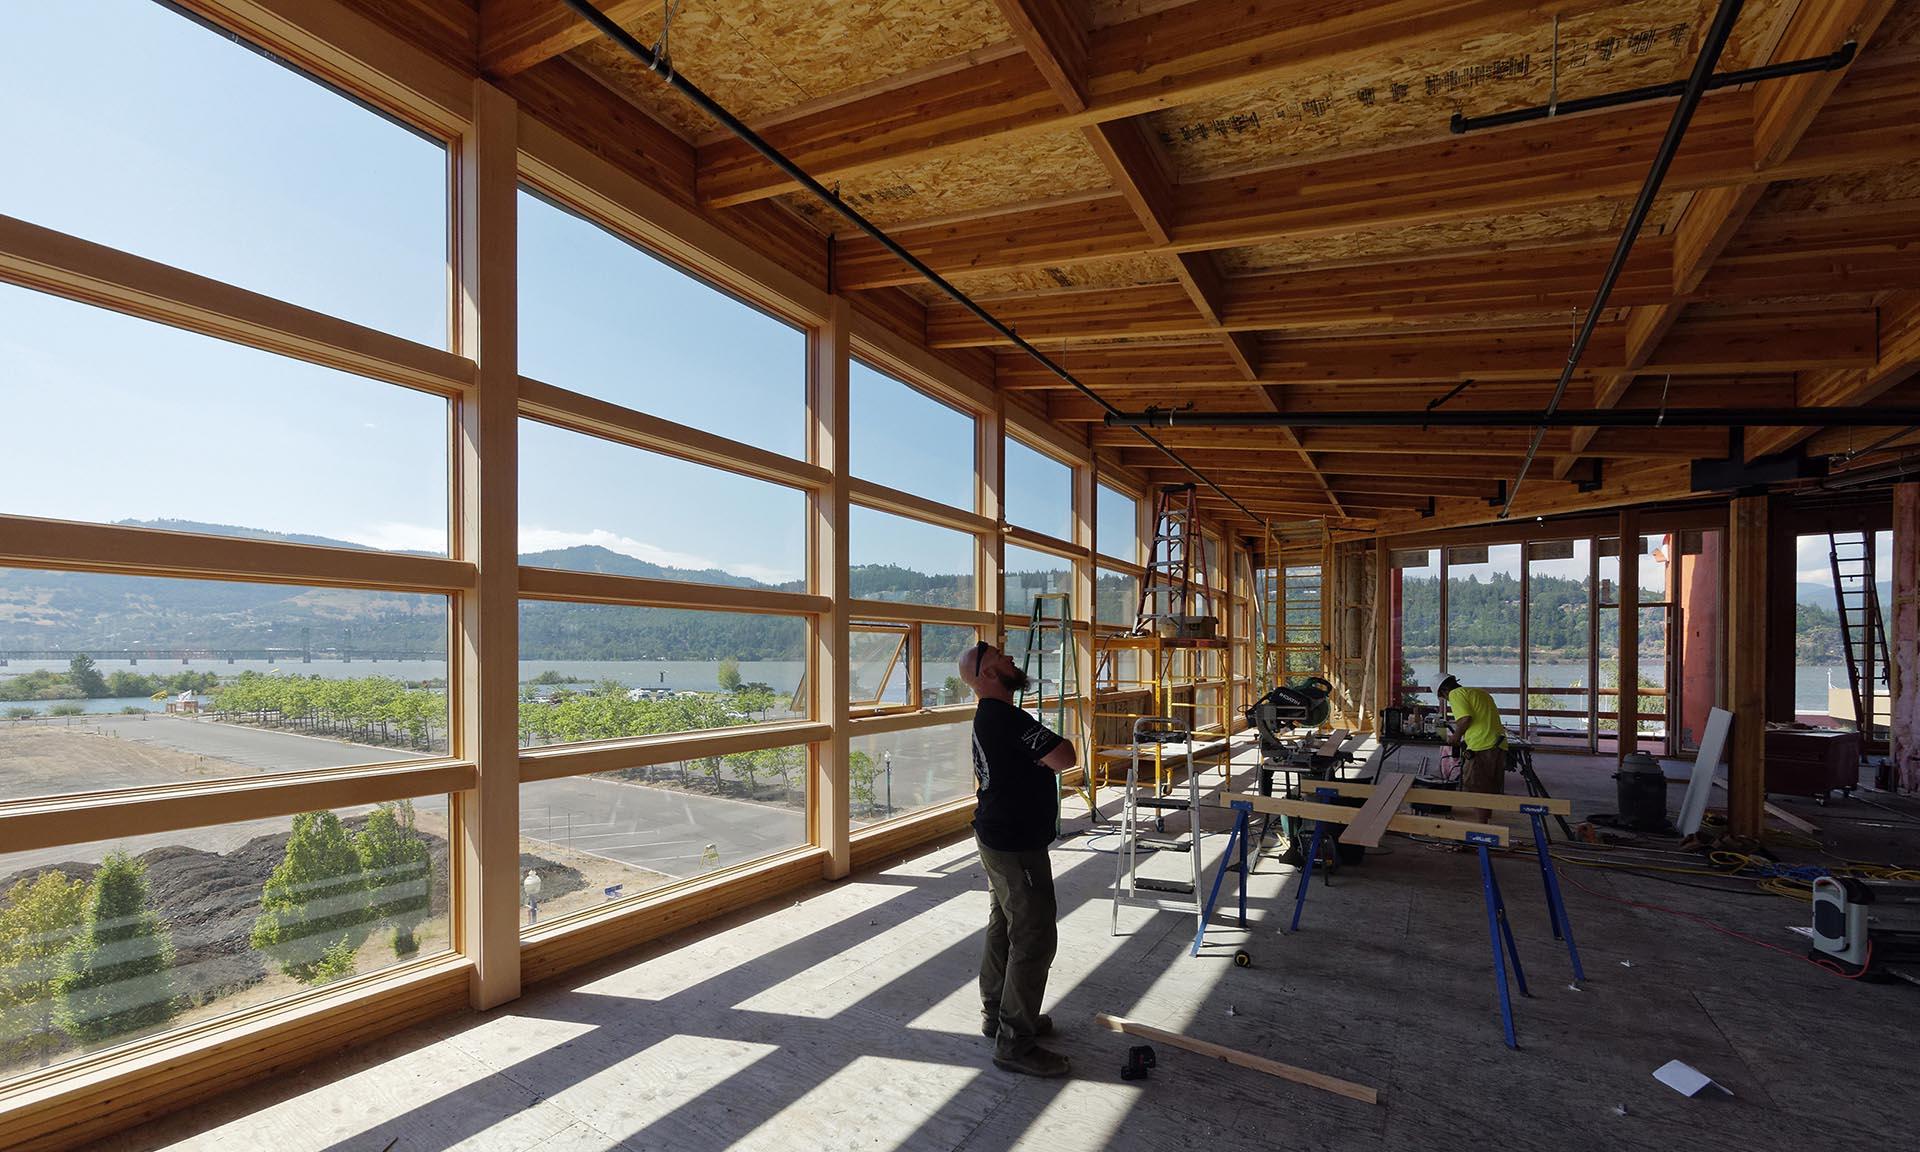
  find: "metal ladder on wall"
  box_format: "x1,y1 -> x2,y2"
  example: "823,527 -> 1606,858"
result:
1134,484 -> 1216,635
1017,592 -> 1094,815
1828,532 -> 1891,742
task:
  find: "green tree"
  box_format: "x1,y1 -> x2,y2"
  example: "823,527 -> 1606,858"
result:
250,812 -> 370,983
717,656 -> 742,692
0,872 -> 88,1066
354,801 -> 433,956
66,654 -> 108,699
849,751 -> 881,816
55,853 -> 176,1044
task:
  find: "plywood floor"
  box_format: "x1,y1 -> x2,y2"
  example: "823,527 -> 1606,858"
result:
95,753 -> 1920,1152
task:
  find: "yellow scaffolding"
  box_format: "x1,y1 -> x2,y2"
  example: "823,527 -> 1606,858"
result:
1092,634 -> 1231,793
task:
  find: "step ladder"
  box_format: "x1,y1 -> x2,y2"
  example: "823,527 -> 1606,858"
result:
1134,484 -> 1216,637
1016,592 -> 1094,814
1110,717 -> 1204,939
1828,531 -> 1890,743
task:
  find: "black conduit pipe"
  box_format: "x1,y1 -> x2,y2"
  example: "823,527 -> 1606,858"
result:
557,0 -> 1271,526
1450,42 -> 1854,134
1103,408 -> 1920,430
1501,0 -> 1746,518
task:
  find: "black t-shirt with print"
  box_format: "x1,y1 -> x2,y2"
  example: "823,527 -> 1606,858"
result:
971,697 -> 1067,852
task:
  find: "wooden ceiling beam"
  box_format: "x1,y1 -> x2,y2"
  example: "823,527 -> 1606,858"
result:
831,63 -> 1919,289
1120,449 -> 1523,480
480,0 -> 653,78
993,0 -> 1091,113
699,0 -> 1610,206
1096,425 -> 1728,459
1554,0 -> 1895,482
1746,291 -> 1920,461
925,243 -> 1916,348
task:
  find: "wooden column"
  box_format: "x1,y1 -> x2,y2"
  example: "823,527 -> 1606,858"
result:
1727,495 -> 1769,839
1618,508 -> 1639,760
1374,539 -> 1392,724
1073,455 -> 1096,761
810,296 -> 852,879
1893,482 -> 1919,793
977,392 -> 1006,634
455,79 -> 520,1010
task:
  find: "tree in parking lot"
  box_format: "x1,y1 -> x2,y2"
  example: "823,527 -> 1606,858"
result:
55,853 -> 176,1044
354,801 -> 433,957
250,812 -> 370,983
0,872 -> 88,1066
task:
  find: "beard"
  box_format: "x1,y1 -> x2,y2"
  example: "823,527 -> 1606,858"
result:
997,666 -> 1030,693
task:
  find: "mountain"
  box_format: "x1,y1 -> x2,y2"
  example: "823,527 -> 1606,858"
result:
1797,581 -> 1895,609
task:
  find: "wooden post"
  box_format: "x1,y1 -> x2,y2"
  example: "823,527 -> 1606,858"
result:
1374,538 -> 1392,724
977,392 -> 1006,634
1073,454 -> 1096,761
810,296 -> 852,879
455,79 -> 520,1010
1893,482 -> 1919,793
1727,495 -> 1769,839
1618,508 -> 1639,760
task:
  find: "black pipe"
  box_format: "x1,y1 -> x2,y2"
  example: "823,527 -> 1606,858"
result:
1104,408 -> 1920,430
1502,0 -> 1745,519
1450,42 -> 1854,134
557,0 -> 1271,526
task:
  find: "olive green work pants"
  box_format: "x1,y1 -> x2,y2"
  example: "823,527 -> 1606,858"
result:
976,840 -> 1058,1058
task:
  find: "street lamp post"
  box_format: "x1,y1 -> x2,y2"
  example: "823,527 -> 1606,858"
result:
884,751 -> 893,816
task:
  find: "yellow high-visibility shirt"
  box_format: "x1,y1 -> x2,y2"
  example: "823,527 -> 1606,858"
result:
1446,685 -> 1507,752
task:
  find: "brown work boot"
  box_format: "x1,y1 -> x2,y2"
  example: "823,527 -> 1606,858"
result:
982,1011 -> 1053,1037
993,1045 -> 1070,1078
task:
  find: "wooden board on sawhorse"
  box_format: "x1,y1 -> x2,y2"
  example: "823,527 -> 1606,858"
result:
1203,789 -> 1576,1050
1338,771 -> 1416,847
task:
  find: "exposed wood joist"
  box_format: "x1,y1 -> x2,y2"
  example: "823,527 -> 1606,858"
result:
1094,425 -> 1726,459
993,0 -> 1090,113
480,0 -> 653,78
830,62 -> 1920,288
1746,290 -> 1920,460
698,0 -> 1612,207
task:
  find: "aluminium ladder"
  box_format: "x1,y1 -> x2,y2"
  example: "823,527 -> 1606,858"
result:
1110,717 -> 1205,941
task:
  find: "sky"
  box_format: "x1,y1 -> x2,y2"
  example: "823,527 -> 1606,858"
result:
0,0 -> 1049,587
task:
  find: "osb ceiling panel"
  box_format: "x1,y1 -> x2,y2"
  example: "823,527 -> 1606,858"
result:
1216,195 -> 1683,274
571,0 -> 1010,138
1148,0 -> 1797,181
1757,161 -> 1920,212
902,252 -> 1181,304
781,128 -> 1112,230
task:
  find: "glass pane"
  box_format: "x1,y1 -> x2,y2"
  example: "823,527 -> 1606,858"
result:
849,506 -> 975,608
850,720 -> 976,828
0,569 -> 449,802
0,793 -> 451,1084
1097,569 -> 1139,627
519,744 -> 809,926
0,284 -> 451,555
0,1 -> 447,346
1526,538 -> 1591,745
850,362 -> 973,509
848,626 -> 909,708
1004,437 -> 1072,540
517,602 -> 806,749
1004,544 -> 1072,620
1096,483 -> 1139,562
1392,549 -> 1439,706
1004,620 -> 1072,723
920,624 -> 978,707
1445,544 -> 1522,726
519,190 -> 804,457
520,420 -> 807,589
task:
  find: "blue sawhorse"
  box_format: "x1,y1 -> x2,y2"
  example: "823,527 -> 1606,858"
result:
1191,800 -> 1252,956
1521,802 -> 1585,983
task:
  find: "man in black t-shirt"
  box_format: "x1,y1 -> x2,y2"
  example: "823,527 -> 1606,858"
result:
961,638 -> 1077,1078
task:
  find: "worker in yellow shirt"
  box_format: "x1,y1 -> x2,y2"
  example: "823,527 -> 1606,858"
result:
1438,674 -> 1506,825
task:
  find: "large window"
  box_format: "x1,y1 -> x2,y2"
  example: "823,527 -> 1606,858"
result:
1526,539 -> 1592,745
849,719 -> 976,828
519,744 -> 810,926
519,190 -> 805,457
0,569 -> 450,801
1391,549 -> 1439,705
0,284 -> 451,554
520,420 -> 807,589
849,362 -> 973,508
0,794 -> 451,1082
518,602 -> 807,748
1004,436 -> 1072,540
1445,544 -> 1522,725
849,507 -> 976,608
0,0 -> 448,346
1003,544 -> 1073,621
1096,484 -> 1140,563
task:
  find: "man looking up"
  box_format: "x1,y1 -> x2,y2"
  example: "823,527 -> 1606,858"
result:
1438,673 -> 1507,825
960,638 -> 1077,1078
